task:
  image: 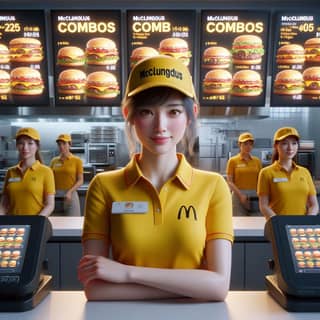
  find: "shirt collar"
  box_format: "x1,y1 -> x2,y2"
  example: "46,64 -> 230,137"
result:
17,160 -> 41,171
273,160 -> 299,171
124,153 -> 193,190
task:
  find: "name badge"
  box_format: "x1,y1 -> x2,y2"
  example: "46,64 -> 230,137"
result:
111,201 -> 148,214
54,163 -> 63,167
236,164 -> 246,168
8,177 -> 21,183
273,177 -> 288,183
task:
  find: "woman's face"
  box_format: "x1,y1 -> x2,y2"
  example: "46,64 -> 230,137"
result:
16,137 -> 38,161
276,136 -> 299,161
240,140 -> 254,154
132,92 -> 188,156
57,141 -> 70,154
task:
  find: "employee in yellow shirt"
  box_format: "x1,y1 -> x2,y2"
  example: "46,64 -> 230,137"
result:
78,56 -> 233,301
50,134 -> 83,216
226,132 -> 262,216
257,127 -> 319,219
0,127 -> 55,216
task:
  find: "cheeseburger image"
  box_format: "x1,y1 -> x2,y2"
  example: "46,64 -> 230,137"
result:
130,46 -> 159,68
0,70 -> 11,94
202,46 -> 231,69
57,46 -> 85,67
0,44 -> 9,64
202,69 -> 232,94
85,38 -> 119,66
273,69 -> 304,95
303,67 -> 320,95
57,69 -> 86,95
276,44 -> 305,65
231,35 -> 264,65
158,37 -> 191,66
304,38 -> 320,63
231,70 -> 263,97
9,37 -> 43,63
10,67 -> 44,95
86,71 -> 119,99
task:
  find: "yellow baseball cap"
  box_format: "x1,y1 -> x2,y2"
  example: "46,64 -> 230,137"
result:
273,127 -> 300,142
125,55 -> 196,98
15,127 -> 40,141
238,132 -> 254,143
56,134 -> 71,142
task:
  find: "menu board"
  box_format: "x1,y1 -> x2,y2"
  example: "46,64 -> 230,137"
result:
51,10 -> 121,106
287,225 -> 320,273
127,10 -> 195,75
200,11 -> 269,107
0,10 -> 49,106
0,225 -> 30,273
271,12 -> 320,107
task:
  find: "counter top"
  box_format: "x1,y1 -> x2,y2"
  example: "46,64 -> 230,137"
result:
48,216 -> 267,239
0,291 -> 317,320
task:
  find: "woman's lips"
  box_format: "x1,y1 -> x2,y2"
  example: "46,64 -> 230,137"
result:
151,136 -> 171,144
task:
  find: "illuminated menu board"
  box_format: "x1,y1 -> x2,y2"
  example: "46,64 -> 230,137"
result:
0,10 -> 49,106
200,11 -> 269,107
287,225 -> 320,273
127,10 -> 195,75
51,10 -> 121,106
271,12 -> 320,107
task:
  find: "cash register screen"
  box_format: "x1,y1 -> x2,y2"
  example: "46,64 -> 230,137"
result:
0,225 -> 30,274
286,225 -> 320,273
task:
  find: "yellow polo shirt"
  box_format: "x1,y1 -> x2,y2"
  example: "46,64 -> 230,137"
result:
2,160 -> 55,215
226,153 -> 262,190
50,154 -> 83,190
83,153 -> 233,269
257,161 -> 316,215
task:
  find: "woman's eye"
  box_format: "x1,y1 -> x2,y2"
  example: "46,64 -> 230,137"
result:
138,109 -> 153,117
169,109 -> 183,116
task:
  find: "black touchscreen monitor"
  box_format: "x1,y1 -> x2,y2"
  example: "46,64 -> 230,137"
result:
266,215 -> 320,297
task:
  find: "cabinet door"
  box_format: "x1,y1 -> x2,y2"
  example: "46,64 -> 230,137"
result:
245,242 -> 273,290
45,243 -> 60,289
60,243 -> 83,290
230,243 -> 245,290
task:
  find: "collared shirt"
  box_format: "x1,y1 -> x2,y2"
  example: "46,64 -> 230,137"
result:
83,153 -> 233,269
50,153 -> 83,190
226,153 -> 262,190
2,160 -> 55,215
257,161 -> 316,215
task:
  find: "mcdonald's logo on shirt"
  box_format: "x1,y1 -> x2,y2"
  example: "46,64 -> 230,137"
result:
177,205 -> 197,220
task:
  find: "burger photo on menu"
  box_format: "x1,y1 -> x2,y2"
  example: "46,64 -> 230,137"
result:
0,44 -> 10,64
231,34 -> 264,65
231,70 -> 263,97
57,46 -> 86,67
0,70 -> 11,94
202,46 -> 231,69
10,67 -> 44,95
86,71 -> 120,99
9,38 -> 43,63
276,44 -> 305,65
202,69 -> 232,94
158,38 -> 191,66
273,69 -> 304,95
302,67 -> 320,95
57,69 -> 87,95
85,38 -> 119,66
130,46 -> 159,68
304,38 -> 320,64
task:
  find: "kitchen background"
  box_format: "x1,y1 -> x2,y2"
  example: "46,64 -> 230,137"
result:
0,0 -> 319,182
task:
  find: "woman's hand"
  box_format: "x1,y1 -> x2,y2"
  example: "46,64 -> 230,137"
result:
239,193 -> 250,210
78,255 -> 130,286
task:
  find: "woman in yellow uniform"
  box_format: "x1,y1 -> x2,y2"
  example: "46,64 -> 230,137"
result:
50,134 -> 83,216
78,56 -> 233,301
226,132 -> 262,216
257,127 -> 318,219
0,127 -> 55,216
